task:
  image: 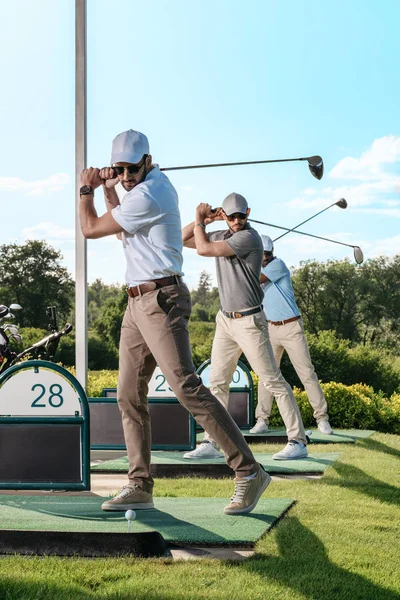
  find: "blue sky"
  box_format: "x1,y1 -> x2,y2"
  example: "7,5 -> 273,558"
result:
1,0 -> 399,289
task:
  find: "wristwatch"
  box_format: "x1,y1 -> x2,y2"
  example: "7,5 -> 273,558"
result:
195,222 -> 206,229
80,185 -> 94,195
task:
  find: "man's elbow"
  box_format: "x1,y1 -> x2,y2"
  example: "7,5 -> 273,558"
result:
81,225 -> 99,239
197,247 -> 212,257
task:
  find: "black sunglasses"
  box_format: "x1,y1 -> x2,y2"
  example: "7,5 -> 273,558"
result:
264,251 -> 273,257
112,155 -> 148,176
226,212 -> 247,221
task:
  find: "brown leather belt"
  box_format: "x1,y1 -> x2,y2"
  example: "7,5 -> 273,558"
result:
268,315 -> 301,326
127,275 -> 181,298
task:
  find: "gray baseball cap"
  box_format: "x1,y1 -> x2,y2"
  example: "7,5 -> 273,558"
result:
222,192 -> 248,215
111,130 -> 150,165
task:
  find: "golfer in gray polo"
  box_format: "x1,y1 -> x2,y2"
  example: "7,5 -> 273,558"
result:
182,193 -> 308,460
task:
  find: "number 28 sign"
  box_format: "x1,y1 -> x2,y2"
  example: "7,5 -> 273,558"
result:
0,364 -> 82,416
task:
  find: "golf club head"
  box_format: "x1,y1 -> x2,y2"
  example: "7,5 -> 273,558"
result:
4,324 -> 19,335
336,198 -> 347,209
353,246 -> 364,264
9,303 -> 22,311
307,156 -> 324,180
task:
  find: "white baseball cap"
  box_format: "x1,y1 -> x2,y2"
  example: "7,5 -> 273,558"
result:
222,193 -> 248,215
261,234 -> 273,252
111,130 -> 150,165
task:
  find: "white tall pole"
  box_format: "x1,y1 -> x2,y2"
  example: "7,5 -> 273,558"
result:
75,0 -> 88,388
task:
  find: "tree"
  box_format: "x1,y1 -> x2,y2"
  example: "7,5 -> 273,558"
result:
0,240 -> 74,328
93,286 -> 127,347
291,256 -> 400,348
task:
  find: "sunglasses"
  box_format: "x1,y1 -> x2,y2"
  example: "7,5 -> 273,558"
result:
264,251 -> 273,257
226,212 -> 247,221
112,155 -> 148,176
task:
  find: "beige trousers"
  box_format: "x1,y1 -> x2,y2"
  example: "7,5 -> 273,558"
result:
257,318 -> 328,423
117,283 -> 257,491
205,310 -> 307,445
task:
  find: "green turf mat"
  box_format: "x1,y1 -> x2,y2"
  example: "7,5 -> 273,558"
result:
197,428 -> 375,443
0,495 -> 294,545
92,451 -> 340,473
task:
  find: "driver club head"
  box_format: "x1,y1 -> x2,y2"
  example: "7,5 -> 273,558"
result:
353,246 -> 364,264
336,198 -> 347,209
307,155 -> 324,180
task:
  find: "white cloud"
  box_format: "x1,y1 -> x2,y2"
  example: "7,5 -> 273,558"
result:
0,173 -> 69,195
22,222 -> 75,243
285,135 -> 400,212
369,234 -> 400,257
329,135 -> 400,180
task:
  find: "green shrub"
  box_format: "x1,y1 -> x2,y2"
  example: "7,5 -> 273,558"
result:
252,373 -> 400,433
278,330 -> 400,396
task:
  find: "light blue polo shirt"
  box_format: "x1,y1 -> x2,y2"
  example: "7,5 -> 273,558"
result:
261,257 -> 300,321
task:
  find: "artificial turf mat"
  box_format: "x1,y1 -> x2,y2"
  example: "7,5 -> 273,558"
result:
0,495 -> 294,546
91,451 -> 340,474
198,428 -> 375,444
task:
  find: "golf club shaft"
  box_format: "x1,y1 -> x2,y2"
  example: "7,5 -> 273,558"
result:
249,218 -> 358,250
160,156 -> 310,172
273,202 -> 338,242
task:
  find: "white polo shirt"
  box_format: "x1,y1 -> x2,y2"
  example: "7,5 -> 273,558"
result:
111,166 -> 184,286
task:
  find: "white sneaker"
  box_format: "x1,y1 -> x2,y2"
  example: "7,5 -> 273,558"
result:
249,419 -> 269,434
317,419 -> 334,435
183,442 -> 224,459
272,441 -> 308,460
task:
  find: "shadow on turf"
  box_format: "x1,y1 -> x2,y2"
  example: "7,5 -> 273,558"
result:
357,436 -> 400,459
241,517 -> 399,600
323,461 -> 399,506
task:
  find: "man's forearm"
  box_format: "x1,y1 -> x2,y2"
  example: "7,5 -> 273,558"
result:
182,221 -> 196,244
79,194 -> 99,237
194,223 -> 210,254
103,186 -> 120,213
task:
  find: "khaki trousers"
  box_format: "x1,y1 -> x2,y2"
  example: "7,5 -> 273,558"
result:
205,311 -> 307,445
118,283 -> 256,491
257,318 -> 328,424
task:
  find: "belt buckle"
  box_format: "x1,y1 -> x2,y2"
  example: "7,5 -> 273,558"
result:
235,312 -> 243,319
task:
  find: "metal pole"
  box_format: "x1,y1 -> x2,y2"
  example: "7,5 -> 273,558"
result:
75,0 -> 88,388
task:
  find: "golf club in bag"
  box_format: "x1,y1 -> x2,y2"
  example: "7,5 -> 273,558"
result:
0,305 -> 72,374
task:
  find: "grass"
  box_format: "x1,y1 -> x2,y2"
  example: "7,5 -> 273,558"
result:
0,434 -> 399,599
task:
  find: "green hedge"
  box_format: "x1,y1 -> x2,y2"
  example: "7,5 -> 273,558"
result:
81,369 -> 400,434
252,374 -> 400,434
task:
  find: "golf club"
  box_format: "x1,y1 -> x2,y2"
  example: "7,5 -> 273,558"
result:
273,198 -> 348,242
161,155 -> 324,180
248,217 -> 364,263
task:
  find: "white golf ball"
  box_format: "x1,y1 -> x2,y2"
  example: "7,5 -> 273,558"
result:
125,509 -> 136,521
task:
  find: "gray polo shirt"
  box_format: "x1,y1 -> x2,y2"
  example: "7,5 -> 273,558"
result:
208,224 -> 264,312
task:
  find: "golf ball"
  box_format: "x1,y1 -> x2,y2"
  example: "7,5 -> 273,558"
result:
125,509 -> 136,521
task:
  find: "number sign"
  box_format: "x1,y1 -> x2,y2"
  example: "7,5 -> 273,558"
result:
148,366 -> 174,398
0,366 -> 82,416
199,363 -> 250,389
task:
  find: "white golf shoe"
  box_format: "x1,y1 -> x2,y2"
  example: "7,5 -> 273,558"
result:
317,419 -> 334,435
272,440 -> 308,460
183,442 -> 224,459
249,419 -> 269,434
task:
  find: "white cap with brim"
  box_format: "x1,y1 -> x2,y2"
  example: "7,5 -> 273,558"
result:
222,192 -> 248,215
111,130 -> 150,165
261,234 -> 274,252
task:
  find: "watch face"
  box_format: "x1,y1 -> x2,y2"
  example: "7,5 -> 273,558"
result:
80,185 -> 93,195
